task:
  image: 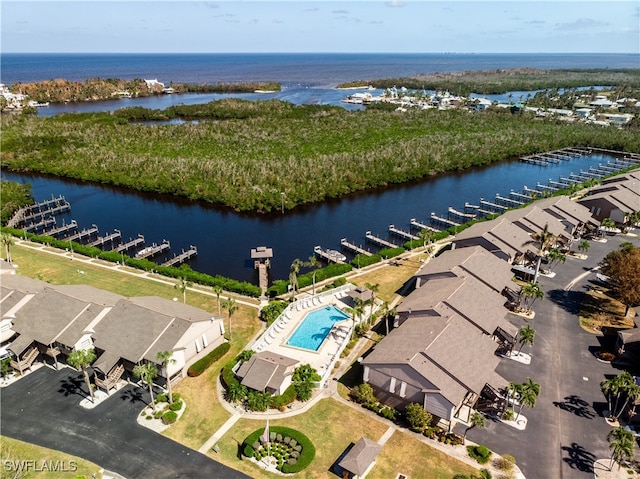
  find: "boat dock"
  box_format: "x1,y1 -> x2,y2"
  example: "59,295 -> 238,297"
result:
67,225 -> 99,243
410,219 -> 440,232
494,194 -> 524,207
430,212 -> 460,228
365,231 -> 397,249
340,238 -> 372,256
163,245 -> 198,267
448,207 -> 476,220
24,217 -> 56,233
388,224 -> 418,241
88,229 -> 122,248
535,182 -> 558,192
509,190 -> 532,202
136,240 -> 170,259
313,245 -> 347,263
115,235 -> 145,253
45,220 -> 78,238
7,195 -> 71,229
548,179 -> 570,189
479,199 -> 508,212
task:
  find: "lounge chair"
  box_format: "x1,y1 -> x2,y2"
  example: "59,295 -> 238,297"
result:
319,296 -> 325,303
269,330 -> 278,339
284,310 -> 292,320
264,336 -> 272,344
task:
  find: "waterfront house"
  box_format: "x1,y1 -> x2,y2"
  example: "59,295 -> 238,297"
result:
0,269 -> 225,388
533,196 -> 597,238
578,182 -> 640,223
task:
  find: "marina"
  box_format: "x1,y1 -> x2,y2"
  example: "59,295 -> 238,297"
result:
340,238 -> 372,257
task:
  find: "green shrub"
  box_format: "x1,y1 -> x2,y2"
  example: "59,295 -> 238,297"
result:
156,393 -> 167,403
154,410 -> 163,419
478,469 -> 492,479
168,399 -> 183,411
269,384 -> 297,409
467,445 -> 492,464
351,253 -> 382,268
171,393 -> 181,403
242,426 -> 315,474
378,247 -> 404,258
502,409 -> 514,421
187,342 -> 231,377
161,411 -> 178,425
405,403 -> 433,433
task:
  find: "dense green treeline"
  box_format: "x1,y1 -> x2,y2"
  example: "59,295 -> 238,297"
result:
0,180 -> 33,225
338,68 -> 640,95
2,99 -> 639,213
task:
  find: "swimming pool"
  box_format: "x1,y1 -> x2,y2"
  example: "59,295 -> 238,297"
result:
286,305 -> 350,351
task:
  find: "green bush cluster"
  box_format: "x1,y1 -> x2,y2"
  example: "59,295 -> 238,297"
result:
349,383 -> 398,421
186,342 -> 231,377
351,254 -> 382,268
162,410 -> 178,424
242,426 -> 315,474
377,247 -> 404,258
467,444 -> 492,465
0,227 -> 261,297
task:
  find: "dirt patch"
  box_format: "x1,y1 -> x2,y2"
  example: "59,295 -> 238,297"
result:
579,287 -> 636,334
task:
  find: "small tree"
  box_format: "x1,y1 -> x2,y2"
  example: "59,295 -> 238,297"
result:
463,412 -> 486,444
516,378 -> 541,421
578,239 -> 590,256
134,362 -> 159,412
607,426 -> 634,471
516,325 -> 536,355
519,282 -> 544,312
226,382 -> 248,403
546,247 -> 566,271
212,286 -> 223,317
67,348 -> 97,403
405,402 -> 432,433
305,255 -> 321,295
1,233 -> 14,263
289,258 -> 302,300
523,223 -> 557,283
600,245 -> 640,317
156,350 -> 176,404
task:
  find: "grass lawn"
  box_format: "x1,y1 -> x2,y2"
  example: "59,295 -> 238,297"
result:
367,430 -> 478,479
579,286 -> 635,334
348,256 -> 424,303
1,436 -> 103,479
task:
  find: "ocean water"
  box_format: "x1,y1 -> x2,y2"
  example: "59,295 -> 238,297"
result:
2,52 -> 639,87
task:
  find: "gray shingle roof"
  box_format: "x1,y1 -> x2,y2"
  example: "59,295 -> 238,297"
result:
338,437 -> 383,476
236,351 -> 298,392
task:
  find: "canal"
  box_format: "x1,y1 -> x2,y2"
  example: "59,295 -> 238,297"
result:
2,151 -> 626,285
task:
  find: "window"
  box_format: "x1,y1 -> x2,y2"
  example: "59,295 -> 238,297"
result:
202,333 -> 208,348
389,377 -> 396,394
399,381 -> 407,398
195,338 -> 202,353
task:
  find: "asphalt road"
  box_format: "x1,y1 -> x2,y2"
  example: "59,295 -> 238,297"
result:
0,367 -> 251,479
463,233 -> 640,479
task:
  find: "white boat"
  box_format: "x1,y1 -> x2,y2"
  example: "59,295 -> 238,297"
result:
135,246 -> 154,257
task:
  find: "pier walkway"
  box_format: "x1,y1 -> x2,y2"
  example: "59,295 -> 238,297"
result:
162,245 -> 198,267
365,231 -> 397,249
340,238 -> 372,257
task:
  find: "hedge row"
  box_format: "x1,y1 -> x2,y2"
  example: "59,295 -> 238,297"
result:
378,247 -> 404,258
243,426 -> 316,473
267,262 -> 352,297
351,253 -> 382,268
187,342 -> 231,377
1,227 -> 262,297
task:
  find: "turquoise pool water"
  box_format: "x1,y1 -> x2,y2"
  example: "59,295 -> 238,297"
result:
286,305 -> 350,351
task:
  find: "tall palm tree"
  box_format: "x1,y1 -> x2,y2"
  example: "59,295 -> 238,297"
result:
156,350 -> 176,404
505,381 -> 522,414
519,282 -> 544,312
607,426 -> 635,471
67,348 -> 97,403
1,233 -> 14,263
523,223 -> 557,283
174,277 -> 193,304
134,362 -> 159,412
601,377 -> 616,416
578,240 -> 590,256
516,325 -> 536,355
463,411 -> 485,444
212,286 -> 223,317
418,228 -> 435,253
347,298 -> 366,340
222,297 -> 238,341
612,372 -> 635,418
289,258 -> 302,301
516,378 -> 541,421
616,382 -> 640,420
364,282 -> 379,325
305,255 -> 321,295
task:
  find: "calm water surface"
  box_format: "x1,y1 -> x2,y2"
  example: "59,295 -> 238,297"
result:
3,153 -> 622,284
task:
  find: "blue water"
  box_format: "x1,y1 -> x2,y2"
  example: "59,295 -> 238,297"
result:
286,306 -> 350,351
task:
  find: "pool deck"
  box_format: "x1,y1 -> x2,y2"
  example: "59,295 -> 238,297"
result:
251,285 -> 365,383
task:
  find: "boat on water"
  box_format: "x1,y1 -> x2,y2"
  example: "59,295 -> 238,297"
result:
135,246 -> 154,257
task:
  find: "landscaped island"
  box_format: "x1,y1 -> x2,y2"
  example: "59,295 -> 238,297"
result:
3,96 -> 639,213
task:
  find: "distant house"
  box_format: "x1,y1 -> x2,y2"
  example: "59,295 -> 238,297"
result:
0,271 -> 225,387
235,351 -> 298,395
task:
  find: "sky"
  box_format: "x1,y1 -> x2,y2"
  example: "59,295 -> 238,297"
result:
2,1 -> 639,54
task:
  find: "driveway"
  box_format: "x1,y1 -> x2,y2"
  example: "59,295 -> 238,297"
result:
0,367 -> 250,479
462,233 -> 640,479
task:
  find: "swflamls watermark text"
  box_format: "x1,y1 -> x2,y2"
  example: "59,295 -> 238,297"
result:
2,460 -> 78,472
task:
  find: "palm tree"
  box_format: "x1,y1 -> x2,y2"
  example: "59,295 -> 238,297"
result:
156,350 -> 176,404
504,381 -> 522,414
523,223 -> 557,283
347,298 -> 366,340
305,255 -> 321,295
616,382 -> 640,420
212,286 -> 223,317
222,297 -> 238,341
174,277 -> 193,304
364,282 -> 379,325
607,426 -> 635,471
578,239 -> 590,256
463,411 -> 485,444
601,377 -> 616,416
134,361 -> 159,412
1,233 -> 14,263
418,228 -> 435,253
67,348 -> 97,403
612,372 -> 635,418
516,378 -> 541,421
546,247 -> 566,271
519,282 -> 544,312
516,325 -> 536,355
289,258 -> 302,300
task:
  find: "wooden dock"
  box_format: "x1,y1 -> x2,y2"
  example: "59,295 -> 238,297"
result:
365,231 -> 397,249
535,182 -> 558,192
24,217 -> 56,232
410,218 -> 440,232
7,195 -> 71,229
313,245 -> 347,263
135,240 -> 170,259
430,212 -> 460,228
509,190 -> 532,201
45,220 -> 78,238
479,199 -> 508,212
162,245 -> 198,267
494,194 -> 523,207
341,238 -> 372,256
388,224 -> 418,241
115,235 -> 145,253
448,207 -> 476,220
67,225 -> 99,243
88,229 -> 122,248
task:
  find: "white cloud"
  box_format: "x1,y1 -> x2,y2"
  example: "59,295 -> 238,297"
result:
555,18 -> 609,31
